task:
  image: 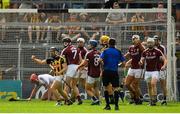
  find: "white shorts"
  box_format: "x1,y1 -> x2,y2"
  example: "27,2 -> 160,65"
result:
78,69 -> 87,79
159,70 -> 167,80
54,76 -> 64,82
87,76 -> 100,84
144,71 -> 159,82
66,64 -> 79,78
127,68 -> 142,78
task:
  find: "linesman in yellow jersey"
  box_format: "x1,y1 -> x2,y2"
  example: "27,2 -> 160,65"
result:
31,47 -> 72,106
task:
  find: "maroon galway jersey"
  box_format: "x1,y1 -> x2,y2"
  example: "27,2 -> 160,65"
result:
156,45 -> 166,71
78,47 -> 88,59
85,49 -> 101,78
142,48 -> 163,71
61,45 -> 80,65
128,45 -> 144,69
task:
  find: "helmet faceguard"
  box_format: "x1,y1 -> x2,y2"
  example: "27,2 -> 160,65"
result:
100,35 -> 110,45
77,38 -> 85,48
49,47 -> 59,57
88,40 -> 98,49
62,37 -> 71,47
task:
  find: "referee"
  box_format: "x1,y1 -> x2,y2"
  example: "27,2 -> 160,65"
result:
100,38 -> 125,110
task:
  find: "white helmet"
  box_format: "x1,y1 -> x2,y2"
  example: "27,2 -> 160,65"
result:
153,35 -> 158,39
77,38 -> 85,43
147,37 -> 155,43
132,35 -> 140,40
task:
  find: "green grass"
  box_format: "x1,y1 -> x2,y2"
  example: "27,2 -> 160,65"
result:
0,99 -> 180,113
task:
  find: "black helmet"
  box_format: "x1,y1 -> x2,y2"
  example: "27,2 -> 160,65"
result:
50,47 -> 58,52
62,37 -> 71,43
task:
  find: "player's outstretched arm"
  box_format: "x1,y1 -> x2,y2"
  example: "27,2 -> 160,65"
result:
31,55 -> 47,65
27,86 -> 37,101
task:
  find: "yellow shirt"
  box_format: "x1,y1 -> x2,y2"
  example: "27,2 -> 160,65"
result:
1,0 -> 10,9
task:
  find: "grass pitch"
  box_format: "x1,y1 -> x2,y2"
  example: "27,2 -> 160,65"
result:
0,99 -> 180,113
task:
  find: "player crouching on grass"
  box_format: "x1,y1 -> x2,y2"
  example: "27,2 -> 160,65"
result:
77,40 -> 101,105
28,73 -> 57,101
139,38 -> 167,106
31,47 -> 72,106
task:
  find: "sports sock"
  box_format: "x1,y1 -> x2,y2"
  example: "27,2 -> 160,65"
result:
104,90 -> 110,106
114,90 -> 119,106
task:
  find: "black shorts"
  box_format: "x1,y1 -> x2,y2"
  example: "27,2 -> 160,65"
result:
102,70 -> 119,87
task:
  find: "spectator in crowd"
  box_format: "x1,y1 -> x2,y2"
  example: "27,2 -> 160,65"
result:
64,13 -> 81,42
106,2 -> 126,24
131,13 -> 145,31
156,2 -> 166,22
45,15 -> 63,43
141,31 -> 149,48
19,0 -> 33,9
104,0 -> 116,8
78,13 -> 91,40
0,15 -> 6,43
0,0 -> 10,9
155,2 -> 167,42
105,2 -> 126,38
86,15 -> 103,40
79,13 -> 89,22
24,13 -> 44,43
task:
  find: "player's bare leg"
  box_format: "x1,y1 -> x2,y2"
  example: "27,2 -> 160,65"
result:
147,82 -> 153,106
41,88 -> 60,101
51,80 -> 72,106
132,78 -> 142,104
147,77 -> 157,106
85,83 -> 100,105
79,78 -> 86,90
94,81 -> 100,101
64,77 -> 71,96
35,26 -> 40,43
71,78 -> 83,105
28,26 -> 32,43
125,76 -> 136,104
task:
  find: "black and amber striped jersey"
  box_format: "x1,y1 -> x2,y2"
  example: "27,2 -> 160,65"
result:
46,56 -> 66,76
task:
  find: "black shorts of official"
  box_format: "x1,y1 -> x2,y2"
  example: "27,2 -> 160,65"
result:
102,70 -> 119,87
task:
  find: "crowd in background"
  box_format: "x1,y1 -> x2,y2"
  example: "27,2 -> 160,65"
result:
1,0 -> 178,44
